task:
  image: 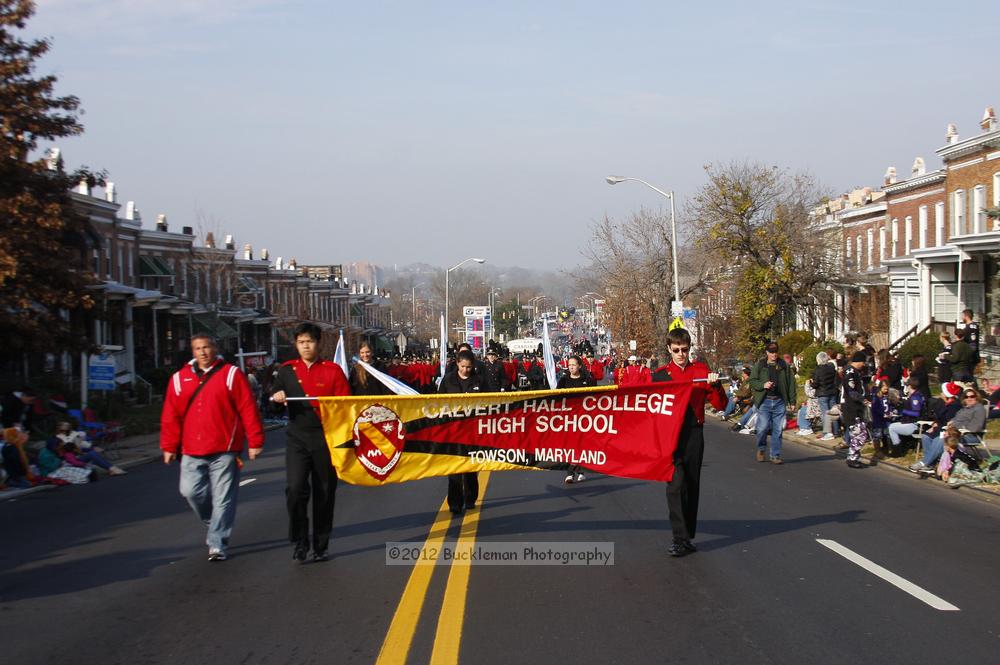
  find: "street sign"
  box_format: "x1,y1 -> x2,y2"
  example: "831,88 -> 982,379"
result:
671,300 -> 684,317
669,317 -> 685,331
629,340 -> 637,351
87,354 -> 116,391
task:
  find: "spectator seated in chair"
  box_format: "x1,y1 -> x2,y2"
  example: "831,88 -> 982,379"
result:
909,388 -> 987,474
37,438 -> 93,485
60,439 -> 126,476
933,426 -> 981,482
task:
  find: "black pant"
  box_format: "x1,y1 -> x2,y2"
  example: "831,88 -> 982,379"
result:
447,472 -> 479,512
286,431 -> 338,551
665,422 -> 705,541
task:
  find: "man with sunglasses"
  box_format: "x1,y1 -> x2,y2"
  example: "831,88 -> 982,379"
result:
651,328 -> 726,557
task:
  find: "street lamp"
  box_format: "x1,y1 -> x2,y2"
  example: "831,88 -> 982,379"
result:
606,175 -> 681,308
445,257 -> 486,343
411,282 -> 425,329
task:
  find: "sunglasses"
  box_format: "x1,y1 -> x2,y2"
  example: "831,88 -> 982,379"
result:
669,347 -> 690,353
964,393 -> 978,399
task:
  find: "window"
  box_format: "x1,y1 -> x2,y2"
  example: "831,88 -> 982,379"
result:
904,216 -> 912,254
92,249 -> 100,274
891,219 -> 899,258
953,190 -> 965,236
845,238 -> 852,263
918,206 -> 928,249
935,202 -> 945,246
127,245 -> 134,280
973,185 -> 986,233
856,235 -> 862,270
994,172 -> 1000,207
105,246 -> 112,278
866,228 -> 874,268
117,246 -> 124,281
879,227 -> 886,262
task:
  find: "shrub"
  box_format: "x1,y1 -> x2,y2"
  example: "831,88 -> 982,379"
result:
897,332 -> 943,368
798,340 -> 846,377
777,330 -> 815,358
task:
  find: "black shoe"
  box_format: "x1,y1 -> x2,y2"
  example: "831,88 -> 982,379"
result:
450,507 -> 464,515
292,545 -> 308,563
846,459 -> 864,469
668,541 -> 690,557
466,500 -> 477,510
681,540 -> 697,553
312,550 -> 328,563
730,424 -> 742,432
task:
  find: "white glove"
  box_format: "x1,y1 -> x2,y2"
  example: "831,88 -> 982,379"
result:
707,372 -> 720,384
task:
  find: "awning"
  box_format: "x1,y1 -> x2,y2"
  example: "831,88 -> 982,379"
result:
237,276 -> 262,293
192,312 -> 239,339
88,281 -> 162,304
139,255 -> 173,277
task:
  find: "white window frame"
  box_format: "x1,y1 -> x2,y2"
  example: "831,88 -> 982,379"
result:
973,185 -> 986,234
918,205 -> 928,249
935,202 -> 945,246
879,226 -> 886,262
993,172 -> 1000,207
866,228 -> 874,268
891,218 -> 899,258
856,235 -> 862,270
953,189 -> 965,236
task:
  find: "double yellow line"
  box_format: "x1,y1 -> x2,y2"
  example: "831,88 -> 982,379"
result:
375,472 -> 491,665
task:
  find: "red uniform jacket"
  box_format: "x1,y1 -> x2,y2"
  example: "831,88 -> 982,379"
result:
651,360 -> 726,425
161,360 -> 265,456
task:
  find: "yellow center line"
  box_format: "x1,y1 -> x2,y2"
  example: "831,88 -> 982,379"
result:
429,472 -> 491,665
374,498 -> 454,665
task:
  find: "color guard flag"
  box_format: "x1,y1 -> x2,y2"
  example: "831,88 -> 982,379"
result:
334,330 -> 349,381
541,316 -> 557,390
317,383 -> 695,486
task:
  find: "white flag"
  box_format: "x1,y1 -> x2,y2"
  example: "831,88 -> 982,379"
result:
438,312 -> 447,387
334,330 -> 349,382
542,316 -> 557,389
355,358 -> 419,395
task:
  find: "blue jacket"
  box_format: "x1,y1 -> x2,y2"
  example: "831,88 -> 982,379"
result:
899,391 -> 924,423
870,390 -> 895,428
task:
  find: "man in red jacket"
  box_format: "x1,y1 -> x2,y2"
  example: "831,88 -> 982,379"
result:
272,323 -> 351,563
161,334 -> 264,562
651,328 -> 725,558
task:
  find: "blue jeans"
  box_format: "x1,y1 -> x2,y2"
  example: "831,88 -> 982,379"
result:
79,450 -> 112,470
888,422 -> 918,446
179,453 -> 240,553
797,404 -> 811,430
756,398 -> 787,457
738,405 -> 757,428
723,396 -> 738,418
818,395 -> 838,434
921,434 -> 978,466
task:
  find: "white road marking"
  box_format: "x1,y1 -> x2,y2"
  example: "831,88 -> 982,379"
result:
816,539 -> 959,611
239,478 -> 257,487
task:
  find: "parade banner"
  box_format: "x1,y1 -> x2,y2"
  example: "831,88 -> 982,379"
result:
316,382 -> 695,486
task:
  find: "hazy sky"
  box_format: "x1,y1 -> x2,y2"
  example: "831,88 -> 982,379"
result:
30,0 -> 1000,269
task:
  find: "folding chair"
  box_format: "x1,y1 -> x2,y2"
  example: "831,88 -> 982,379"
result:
913,420 -> 936,458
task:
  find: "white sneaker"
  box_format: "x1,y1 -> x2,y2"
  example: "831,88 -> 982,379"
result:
564,474 -> 575,484
739,428 -> 753,435
908,461 -> 928,473
575,473 -> 585,483
208,548 -> 227,561
797,429 -> 813,436
820,433 -> 835,441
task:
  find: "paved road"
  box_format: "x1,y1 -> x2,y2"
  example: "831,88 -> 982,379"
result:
2,423 -> 997,664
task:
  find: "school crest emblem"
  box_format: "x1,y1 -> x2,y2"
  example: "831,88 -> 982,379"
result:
352,404 -> 405,481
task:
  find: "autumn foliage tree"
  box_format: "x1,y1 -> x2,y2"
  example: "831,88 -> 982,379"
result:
0,0 -> 102,352
688,162 -> 847,352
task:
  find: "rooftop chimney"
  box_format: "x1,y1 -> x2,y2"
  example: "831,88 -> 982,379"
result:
261,248 -> 269,261
126,201 -> 139,221
75,178 -> 90,196
205,232 -> 216,249
884,166 -> 897,186
243,244 -> 253,260
45,147 -> 61,171
105,182 -> 116,203
155,214 -> 168,232
275,257 -> 283,270
288,258 -> 297,270
946,123 -> 959,145
911,157 -> 926,177
981,106 -> 996,132
224,234 -> 234,250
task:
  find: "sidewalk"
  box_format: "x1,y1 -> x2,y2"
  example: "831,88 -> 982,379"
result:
713,412 -> 1000,503
1,422 -> 286,502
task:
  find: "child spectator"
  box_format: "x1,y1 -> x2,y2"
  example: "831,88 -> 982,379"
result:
61,439 -> 126,476
869,380 -> 896,459
37,438 -> 92,484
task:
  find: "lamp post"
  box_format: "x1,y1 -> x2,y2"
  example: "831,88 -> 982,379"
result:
445,257 -> 486,343
410,282 -> 425,329
606,175 -> 681,309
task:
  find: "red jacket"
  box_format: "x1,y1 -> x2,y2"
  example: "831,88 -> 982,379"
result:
618,364 -> 651,386
584,358 -> 605,381
651,360 -> 727,425
160,360 -> 265,456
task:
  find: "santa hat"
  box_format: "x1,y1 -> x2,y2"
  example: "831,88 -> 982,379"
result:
941,382 -> 961,399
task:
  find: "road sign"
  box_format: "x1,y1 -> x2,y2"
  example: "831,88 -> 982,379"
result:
671,300 -> 684,317
87,354 -> 116,391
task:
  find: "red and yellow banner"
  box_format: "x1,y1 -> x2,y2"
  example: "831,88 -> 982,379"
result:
317,383 -> 695,486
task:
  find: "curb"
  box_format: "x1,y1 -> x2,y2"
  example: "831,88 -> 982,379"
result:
1,423 -> 286,503
781,428 -> 1000,506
